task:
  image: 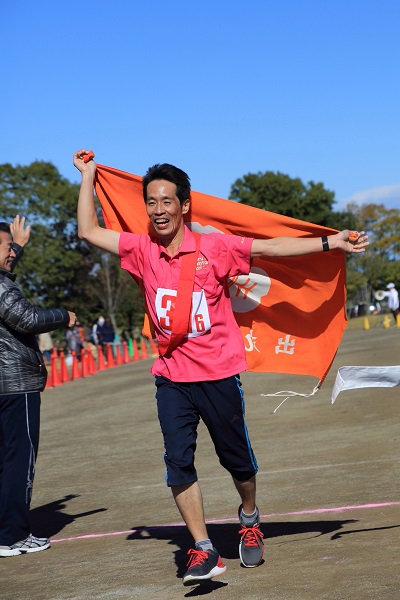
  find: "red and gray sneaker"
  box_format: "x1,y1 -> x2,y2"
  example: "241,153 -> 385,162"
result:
238,506 -> 264,567
238,524 -> 264,567
182,548 -> 227,586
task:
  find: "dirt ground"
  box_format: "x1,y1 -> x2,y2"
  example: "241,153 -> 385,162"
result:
1,327 -> 399,600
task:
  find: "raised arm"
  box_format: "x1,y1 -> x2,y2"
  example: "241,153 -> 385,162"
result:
9,214 -> 31,271
73,149 -> 120,255
10,215 -> 31,248
251,230 -> 369,258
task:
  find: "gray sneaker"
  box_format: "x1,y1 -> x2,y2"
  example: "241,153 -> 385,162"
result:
238,524 -> 264,567
238,505 -> 264,567
0,534 -> 50,557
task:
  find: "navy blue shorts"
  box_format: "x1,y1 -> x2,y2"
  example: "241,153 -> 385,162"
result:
155,375 -> 258,487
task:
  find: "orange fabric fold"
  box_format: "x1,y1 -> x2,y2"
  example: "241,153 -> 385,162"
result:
94,163 -> 347,383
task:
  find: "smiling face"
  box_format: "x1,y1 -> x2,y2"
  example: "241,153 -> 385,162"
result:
0,231 -> 15,272
145,179 -> 189,247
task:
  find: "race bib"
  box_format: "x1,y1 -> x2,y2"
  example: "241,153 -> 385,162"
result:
155,288 -> 211,338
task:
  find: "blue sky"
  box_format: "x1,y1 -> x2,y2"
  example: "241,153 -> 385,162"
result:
1,1 -> 399,211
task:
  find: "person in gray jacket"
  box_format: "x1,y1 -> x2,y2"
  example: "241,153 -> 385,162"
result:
0,220 -> 76,557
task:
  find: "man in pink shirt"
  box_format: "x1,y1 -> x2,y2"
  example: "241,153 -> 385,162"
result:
120,227 -> 251,382
74,149 -> 368,587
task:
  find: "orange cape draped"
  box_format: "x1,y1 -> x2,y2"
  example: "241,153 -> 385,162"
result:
94,163 -> 347,384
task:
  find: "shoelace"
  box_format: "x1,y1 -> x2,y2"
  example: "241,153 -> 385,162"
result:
15,536 -> 37,549
186,548 -> 209,567
238,525 -> 264,547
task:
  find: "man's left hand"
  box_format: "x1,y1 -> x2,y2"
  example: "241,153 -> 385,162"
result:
10,215 -> 31,247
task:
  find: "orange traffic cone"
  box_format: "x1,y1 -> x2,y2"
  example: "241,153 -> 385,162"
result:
71,350 -> 82,380
50,348 -> 62,387
59,350 -> 70,383
106,343 -> 115,368
81,348 -> 90,377
87,346 -> 97,375
149,338 -> 158,357
132,339 -> 140,361
141,338 -> 148,359
122,341 -> 130,363
115,343 -> 124,365
97,347 -> 107,371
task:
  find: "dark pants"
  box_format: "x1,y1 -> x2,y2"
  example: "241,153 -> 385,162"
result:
155,375 -> 258,487
0,392 -> 41,546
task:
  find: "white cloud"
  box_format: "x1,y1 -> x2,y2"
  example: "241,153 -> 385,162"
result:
337,183 -> 400,210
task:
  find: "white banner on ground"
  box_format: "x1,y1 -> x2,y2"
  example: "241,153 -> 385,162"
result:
331,365 -> 400,403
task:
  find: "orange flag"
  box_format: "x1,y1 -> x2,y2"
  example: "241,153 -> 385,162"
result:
95,164 -> 347,384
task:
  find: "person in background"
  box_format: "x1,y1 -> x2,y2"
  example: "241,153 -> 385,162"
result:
0,219 -> 76,557
38,331 -> 53,364
97,316 -> 115,357
89,316 -> 102,347
383,283 -> 399,322
120,329 -> 132,343
65,322 -> 83,360
76,320 -> 90,347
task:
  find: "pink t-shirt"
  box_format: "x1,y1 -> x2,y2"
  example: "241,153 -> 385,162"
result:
119,227 -> 253,382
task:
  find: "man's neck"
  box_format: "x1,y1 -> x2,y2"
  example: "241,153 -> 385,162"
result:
0,267 -> 16,281
160,227 -> 186,257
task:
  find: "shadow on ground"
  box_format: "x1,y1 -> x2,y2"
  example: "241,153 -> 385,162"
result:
30,494 -> 107,538
127,519 -> 362,580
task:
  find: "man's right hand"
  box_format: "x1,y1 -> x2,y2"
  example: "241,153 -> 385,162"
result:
68,312 -> 77,328
73,149 -> 97,175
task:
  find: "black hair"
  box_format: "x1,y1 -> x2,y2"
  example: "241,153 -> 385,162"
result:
142,164 -> 191,206
0,222 -> 11,234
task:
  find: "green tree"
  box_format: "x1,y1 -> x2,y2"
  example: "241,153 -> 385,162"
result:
229,170 -> 355,229
0,161 -> 91,313
228,169 -> 400,312
345,203 -> 400,305
86,249 -> 145,332
0,160 -> 146,332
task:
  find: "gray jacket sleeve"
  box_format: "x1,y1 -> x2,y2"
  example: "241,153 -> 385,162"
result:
0,276 -> 70,334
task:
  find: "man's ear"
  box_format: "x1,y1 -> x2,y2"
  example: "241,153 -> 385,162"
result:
182,199 -> 190,214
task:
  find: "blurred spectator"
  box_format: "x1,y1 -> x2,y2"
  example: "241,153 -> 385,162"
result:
357,302 -> 366,317
38,332 -> 53,364
97,317 -> 115,357
120,329 -> 132,343
383,283 -> 399,322
76,320 -> 90,346
65,324 -> 83,360
89,315 -> 104,346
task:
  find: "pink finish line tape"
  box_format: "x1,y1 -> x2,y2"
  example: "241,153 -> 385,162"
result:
51,501 -> 400,544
